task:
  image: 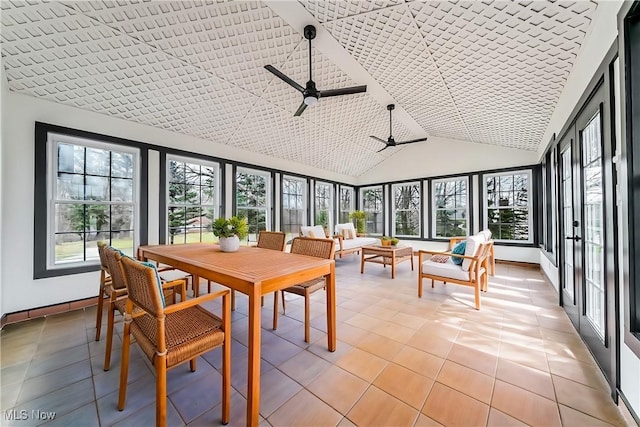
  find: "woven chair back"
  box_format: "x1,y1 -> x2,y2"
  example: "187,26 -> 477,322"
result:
290,236 -> 335,260
97,241 -> 109,270
257,231 -> 286,251
103,246 -> 128,290
117,253 -> 164,317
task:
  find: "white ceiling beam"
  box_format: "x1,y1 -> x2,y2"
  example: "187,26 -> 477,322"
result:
263,0 -> 427,138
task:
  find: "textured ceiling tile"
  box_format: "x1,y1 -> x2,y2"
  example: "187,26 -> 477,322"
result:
300,0 -> 403,23
462,108 -> 547,150
405,104 -> 469,142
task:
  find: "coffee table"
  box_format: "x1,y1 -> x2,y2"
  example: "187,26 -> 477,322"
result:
360,245 -> 414,279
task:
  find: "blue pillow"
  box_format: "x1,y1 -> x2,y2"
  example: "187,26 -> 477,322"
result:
451,241 -> 466,265
140,261 -> 166,308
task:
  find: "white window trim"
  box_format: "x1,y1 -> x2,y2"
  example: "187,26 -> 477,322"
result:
391,181 -> 421,237
483,169 -> 534,243
431,176 -> 469,239
47,132 -> 140,270
165,154 -> 220,243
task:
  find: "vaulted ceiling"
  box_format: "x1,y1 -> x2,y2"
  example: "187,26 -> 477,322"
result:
1,1 -> 598,177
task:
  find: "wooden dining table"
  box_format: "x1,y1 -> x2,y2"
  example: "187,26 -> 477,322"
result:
137,243 -> 336,427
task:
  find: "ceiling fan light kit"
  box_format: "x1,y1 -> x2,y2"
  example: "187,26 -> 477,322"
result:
371,104 -> 428,152
264,25 -> 367,116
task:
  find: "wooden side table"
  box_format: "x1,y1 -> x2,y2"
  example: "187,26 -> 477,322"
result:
360,245 -> 414,279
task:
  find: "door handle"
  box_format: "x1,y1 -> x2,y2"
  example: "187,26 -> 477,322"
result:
566,235 -> 582,241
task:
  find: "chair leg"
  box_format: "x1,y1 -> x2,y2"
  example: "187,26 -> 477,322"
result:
104,300 -> 116,371
231,290 -> 236,311
418,276 -> 423,298
117,318 -> 131,411
95,279 -> 105,341
156,354 -> 167,427
272,290 -> 279,330
474,284 -> 480,310
190,358 -> 197,372
304,288 -> 310,343
281,290 -> 286,314
222,293 -> 231,425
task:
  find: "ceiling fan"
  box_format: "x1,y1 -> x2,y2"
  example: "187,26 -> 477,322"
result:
264,25 -> 367,117
370,104 -> 428,152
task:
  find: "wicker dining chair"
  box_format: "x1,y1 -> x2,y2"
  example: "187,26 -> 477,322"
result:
273,236 -> 335,342
95,241 -> 112,341
101,246 -> 186,371
116,253 -> 231,427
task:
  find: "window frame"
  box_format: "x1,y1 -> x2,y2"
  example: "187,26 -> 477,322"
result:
34,122 -> 147,279
281,175 -> 308,241
431,177 -> 469,239
314,181 -> 334,233
359,185 -> 384,236
165,154 -> 220,245
338,185 -> 355,225
234,166 -> 272,239
391,181 -> 421,238
483,169 -> 534,244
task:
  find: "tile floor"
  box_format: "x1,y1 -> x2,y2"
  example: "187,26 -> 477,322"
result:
0,255 -> 634,426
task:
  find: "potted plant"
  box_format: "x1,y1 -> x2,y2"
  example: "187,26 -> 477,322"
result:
380,236 -> 400,246
349,210 -> 366,236
211,216 -> 249,252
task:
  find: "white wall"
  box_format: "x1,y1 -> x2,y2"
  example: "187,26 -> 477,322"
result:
0,58 -> 6,318
357,136 -> 539,185
0,89 -> 353,314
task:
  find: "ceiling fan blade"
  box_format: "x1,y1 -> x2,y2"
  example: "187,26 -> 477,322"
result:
264,65 -> 305,93
369,135 -> 387,144
396,137 -> 428,145
293,101 -> 308,117
320,85 -> 367,98
377,145 -> 390,153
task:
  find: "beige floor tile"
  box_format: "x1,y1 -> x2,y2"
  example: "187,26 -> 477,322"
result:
547,353 -> 609,390
422,382 -> 489,426
499,341 -> 550,372
277,350 -> 331,386
392,346 -> 445,380
406,329 -> 455,359
436,360 -> 494,404
413,413 -> 445,426
268,389 -> 342,427
347,386 -> 419,427
558,404 -> 619,426
491,379 -> 561,427
355,332 -> 404,361
486,408 -> 528,426
495,358 -> 555,400
306,366 -> 369,415
372,362 -> 435,410
336,347 -> 388,382
447,343 -> 498,376
552,375 -> 628,426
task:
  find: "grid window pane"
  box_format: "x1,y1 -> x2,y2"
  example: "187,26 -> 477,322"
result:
433,178 -> 467,238
485,171 -> 531,242
361,186 -> 383,235
393,183 -> 420,237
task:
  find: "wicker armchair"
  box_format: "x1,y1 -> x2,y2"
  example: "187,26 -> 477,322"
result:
273,237 -> 335,342
95,241 -> 112,341
101,246 -> 186,371
116,253 -> 231,427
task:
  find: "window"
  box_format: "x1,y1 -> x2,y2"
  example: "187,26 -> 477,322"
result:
484,170 -> 533,242
48,133 -> 139,268
339,186 -> 354,224
166,156 -> 219,244
315,181 -> 333,233
392,182 -> 421,237
432,178 -> 468,238
282,176 -> 307,242
360,186 -> 383,235
236,167 -> 271,240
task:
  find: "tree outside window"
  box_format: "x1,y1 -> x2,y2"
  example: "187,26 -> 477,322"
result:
361,186 -> 383,235
282,176 -> 307,242
315,182 -> 333,233
392,182 -> 420,237
485,171 -> 531,241
339,186 -> 354,224
236,169 -> 270,240
433,178 -> 467,238
167,157 -> 218,244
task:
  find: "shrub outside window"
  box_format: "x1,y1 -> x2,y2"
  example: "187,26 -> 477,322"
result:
485,170 -> 533,242
167,156 -> 219,244
392,182 -> 421,237
432,178 -> 468,238
49,134 -> 139,268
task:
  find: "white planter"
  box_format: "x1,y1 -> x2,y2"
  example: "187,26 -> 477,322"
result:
219,235 -> 240,252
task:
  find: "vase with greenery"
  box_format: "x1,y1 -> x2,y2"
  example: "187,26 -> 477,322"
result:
349,210 -> 366,235
211,216 -> 249,252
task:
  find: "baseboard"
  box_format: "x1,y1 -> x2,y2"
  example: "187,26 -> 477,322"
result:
0,296 -> 98,329
494,259 -> 540,269
0,314 -> 6,329
617,389 -> 640,426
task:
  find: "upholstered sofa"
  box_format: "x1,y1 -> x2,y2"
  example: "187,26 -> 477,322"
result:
300,224 -> 379,258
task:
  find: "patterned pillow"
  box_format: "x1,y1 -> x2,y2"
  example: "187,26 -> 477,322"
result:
140,262 -> 166,308
342,228 -> 355,239
451,241 -> 466,266
431,254 -> 450,263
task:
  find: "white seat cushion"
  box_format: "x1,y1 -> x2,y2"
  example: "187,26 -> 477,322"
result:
462,234 -> 484,272
301,225 -> 326,238
421,259 -> 485,282
158,269 -> 191,282
478,229 -> 492,242
335,223 -> 356,239
338,237 -> 378,250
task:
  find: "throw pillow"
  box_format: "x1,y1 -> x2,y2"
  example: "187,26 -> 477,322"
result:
141,261 -> 167,308
307,230 -> 316,238
431,254 -> 450,263
451,241 -> 466,265
342,229 -> 353,240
